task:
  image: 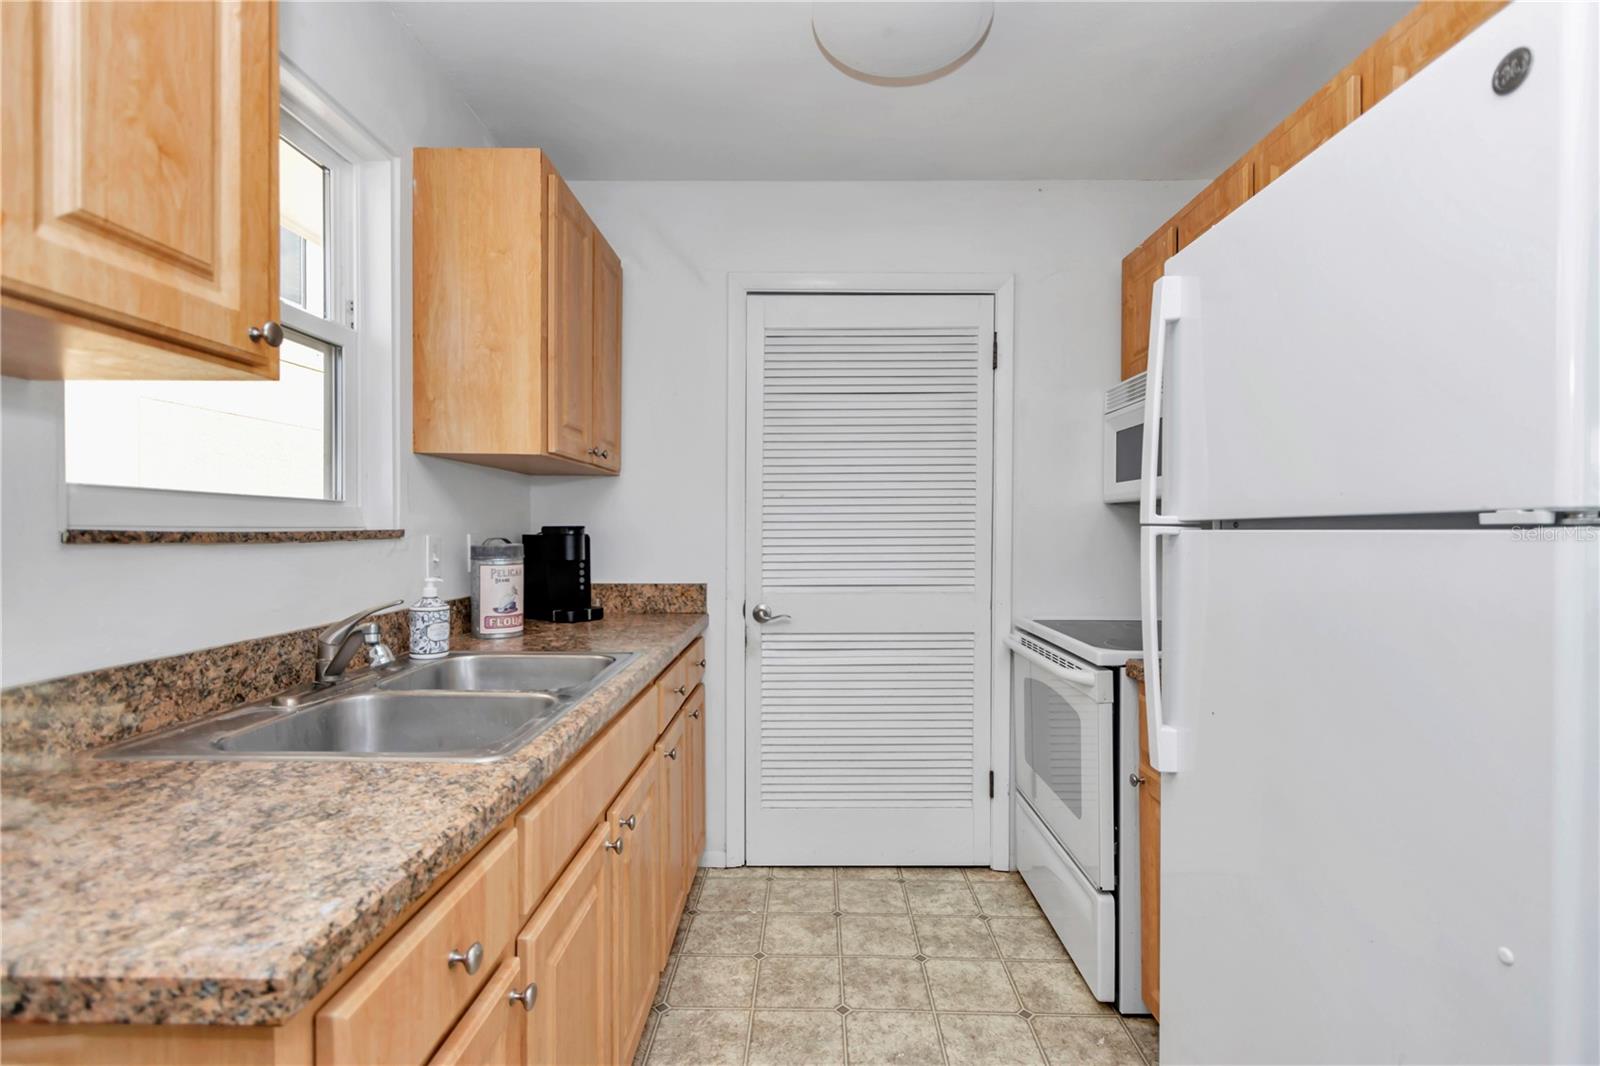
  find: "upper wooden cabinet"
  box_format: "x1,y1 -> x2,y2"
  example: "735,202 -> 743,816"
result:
1117,1 -> 1506,380
1,0 -> 280,380
1120,225 -> 1176,380
1256,71 -> 1363,191
1173,156 -> 1254,251
413,149 -> 622,476
1364,1 -> 1507,109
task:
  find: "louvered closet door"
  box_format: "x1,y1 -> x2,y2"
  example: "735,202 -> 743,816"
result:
745,294 -> 994,865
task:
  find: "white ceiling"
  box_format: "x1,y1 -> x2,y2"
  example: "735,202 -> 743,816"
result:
388,1 -> 1410,181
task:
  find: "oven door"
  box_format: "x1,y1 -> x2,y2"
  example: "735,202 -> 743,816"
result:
1010,640 -> 1117,890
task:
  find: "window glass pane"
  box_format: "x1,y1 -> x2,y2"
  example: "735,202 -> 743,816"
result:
64,333 -> 336,501
279,138 -> 327,317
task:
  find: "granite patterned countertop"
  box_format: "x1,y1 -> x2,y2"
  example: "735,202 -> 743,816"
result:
0,613 -> 707,1027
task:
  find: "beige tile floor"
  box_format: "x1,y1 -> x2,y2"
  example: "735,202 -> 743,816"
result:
633,867 -> 1160,1066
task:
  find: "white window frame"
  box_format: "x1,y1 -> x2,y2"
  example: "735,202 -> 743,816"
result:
62,65 -> 400,533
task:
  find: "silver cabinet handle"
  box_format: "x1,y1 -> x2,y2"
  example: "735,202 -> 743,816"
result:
690,709 -> 701,720
696,658 -> 707,668
666,747 -> 679,761
1129,772 -> 1145,788
248,321 -> 284,347
751,603 -> 791,624
447,941 -> 484,974
674,684 -> 687,696
619,814 -> 637,831
605,836 -> 624,853
508,982 -> 538,1011
600,448 -> 611,459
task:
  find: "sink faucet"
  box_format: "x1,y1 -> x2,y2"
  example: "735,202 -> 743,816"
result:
315,601 -> 403,688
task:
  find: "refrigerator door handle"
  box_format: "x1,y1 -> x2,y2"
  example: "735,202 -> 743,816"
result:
1140,275 -> 1185,526
1140,526 -> 1184,772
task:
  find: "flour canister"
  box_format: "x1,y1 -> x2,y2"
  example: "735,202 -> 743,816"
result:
470,537 -> 524,638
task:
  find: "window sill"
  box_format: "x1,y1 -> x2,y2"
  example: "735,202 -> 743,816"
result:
61,529 -> 404,546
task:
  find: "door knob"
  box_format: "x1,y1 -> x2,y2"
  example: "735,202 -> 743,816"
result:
248,321 -> 284,347
751,603 -> 791,624
447,941 -> 484,974
508,982 -> 538,1011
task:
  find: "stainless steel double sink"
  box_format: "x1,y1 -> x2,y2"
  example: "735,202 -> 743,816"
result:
97,652 -> 635,763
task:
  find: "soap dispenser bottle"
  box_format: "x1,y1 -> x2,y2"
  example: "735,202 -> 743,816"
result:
410,539 -> 450,659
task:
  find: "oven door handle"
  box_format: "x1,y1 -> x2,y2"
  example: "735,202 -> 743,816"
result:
1005,636 -> 1101,690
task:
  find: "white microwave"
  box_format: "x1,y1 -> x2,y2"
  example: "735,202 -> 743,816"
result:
1102,373 -> 1160,503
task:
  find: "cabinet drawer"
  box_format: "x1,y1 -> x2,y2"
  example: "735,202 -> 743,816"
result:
657,653 -> 690,731
317,830 -> 519,1066
429,956 -> 524,1066
518,687 -> 658,915
684,636 -> 706,695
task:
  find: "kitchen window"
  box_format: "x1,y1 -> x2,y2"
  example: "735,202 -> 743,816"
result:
61,72 -> 398,533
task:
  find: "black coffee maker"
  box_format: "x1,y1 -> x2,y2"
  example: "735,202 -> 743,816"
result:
522,526 -> 603,623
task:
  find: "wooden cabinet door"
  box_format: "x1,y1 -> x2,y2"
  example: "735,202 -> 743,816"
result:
657,712 -> 689,938
1120,225 -> 1177,379
608,755 -> 663,1063
685,686 -> 707,880
545,170 -> 594,463
519,822 -> 612,1066
429,957 -> 523,1066
1174,156 -> 1254,251
1363,1 -> 1506,109
591,233 -> 623,472
1257,72 -> 1362,190
1136,680 -> 1160,1021
317,831 -> 520,1066
0,0 -> 279,379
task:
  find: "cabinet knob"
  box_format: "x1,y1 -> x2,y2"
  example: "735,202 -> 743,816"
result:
619,814 -> 637,831
666,747 -> 679,761
674,684 -> 687,696
1129,772 -> 1145,788
447,941 -> 484,974
508,982 -> 538,1011
599,448 -> 611,459
696,658 -> 707,668
690,709 -> 701,720
604,836 -> 624,854
586,447 -> 599,457
248,321 -> 284,347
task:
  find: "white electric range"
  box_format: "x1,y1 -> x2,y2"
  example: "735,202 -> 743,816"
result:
1006,618 -> 1147,1014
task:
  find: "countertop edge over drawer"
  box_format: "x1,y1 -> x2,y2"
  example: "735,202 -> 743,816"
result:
0,613 -> 708,1027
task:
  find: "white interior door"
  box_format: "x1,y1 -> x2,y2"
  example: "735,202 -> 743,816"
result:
744,293 -> 995,865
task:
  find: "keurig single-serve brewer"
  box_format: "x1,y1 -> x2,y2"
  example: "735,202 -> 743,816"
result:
522,526 -> 602,622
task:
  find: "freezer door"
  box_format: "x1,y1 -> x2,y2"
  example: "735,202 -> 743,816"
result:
1151,1 -> 1598,522
1158,528 -> 1598,1064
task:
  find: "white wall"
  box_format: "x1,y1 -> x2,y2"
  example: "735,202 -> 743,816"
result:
0,3 -> 530,686
530,179 -> 1202,861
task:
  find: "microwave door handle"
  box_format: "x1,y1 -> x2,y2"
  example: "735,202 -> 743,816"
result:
1004,636 -> 1101,690
1141,275 -> 1185,526
1140,526 -> 1184,773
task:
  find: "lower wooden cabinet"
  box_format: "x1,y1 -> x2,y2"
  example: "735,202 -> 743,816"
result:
609,754 -> 665,1061
1136,679 -> 1161,1022
316,830 -> 519,1066
658,710 -> 691,953
684,686 -> 707,884
518,823 -> 613,1066
429,958 -> 525,1066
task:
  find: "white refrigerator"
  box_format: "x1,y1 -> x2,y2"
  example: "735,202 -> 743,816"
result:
1138,3 -> 1599,1063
